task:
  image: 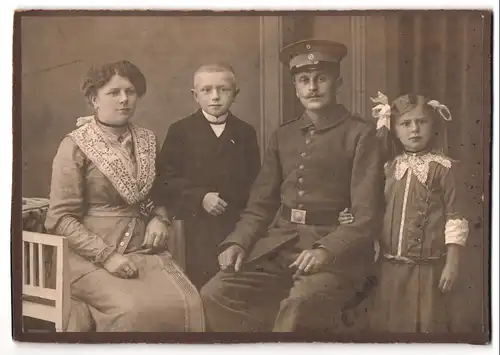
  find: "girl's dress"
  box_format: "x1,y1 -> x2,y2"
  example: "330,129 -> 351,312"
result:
369,151 -> 469,332
45,117 -> 204,332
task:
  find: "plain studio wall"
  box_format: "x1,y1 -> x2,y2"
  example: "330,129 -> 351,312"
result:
21,15 -> 262,197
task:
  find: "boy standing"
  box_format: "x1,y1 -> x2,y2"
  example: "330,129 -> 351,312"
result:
153,64 -> 261,289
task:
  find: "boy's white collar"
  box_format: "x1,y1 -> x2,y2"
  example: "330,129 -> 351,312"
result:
202,110 -> 229,124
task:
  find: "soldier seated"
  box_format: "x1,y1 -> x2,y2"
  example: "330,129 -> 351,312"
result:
200,39 -> 385,332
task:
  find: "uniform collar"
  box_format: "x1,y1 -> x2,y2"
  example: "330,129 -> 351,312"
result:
298,104 -> 350,131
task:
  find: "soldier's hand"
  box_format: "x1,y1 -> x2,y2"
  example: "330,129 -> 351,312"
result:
202,192 -> 228,216
289,248 -> 333,274
218,244 -> 246,272
338,208 -> 354,225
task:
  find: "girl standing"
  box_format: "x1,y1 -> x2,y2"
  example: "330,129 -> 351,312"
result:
342,93 -> 470,332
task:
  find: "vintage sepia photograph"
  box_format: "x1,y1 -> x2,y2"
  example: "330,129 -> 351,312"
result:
11,9 -> 492,344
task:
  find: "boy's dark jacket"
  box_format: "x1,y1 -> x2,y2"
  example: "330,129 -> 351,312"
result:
152,109 -> 261,287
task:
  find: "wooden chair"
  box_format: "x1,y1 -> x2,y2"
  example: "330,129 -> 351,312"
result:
20,197 -> 189,332
22,231 -> 71,332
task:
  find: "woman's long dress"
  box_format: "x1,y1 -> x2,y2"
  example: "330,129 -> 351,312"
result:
45,118 -> 204,332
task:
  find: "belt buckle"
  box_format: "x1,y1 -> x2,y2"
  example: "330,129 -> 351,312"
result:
290,208 -> 306,224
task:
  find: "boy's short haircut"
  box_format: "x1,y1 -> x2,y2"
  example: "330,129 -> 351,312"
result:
193,63 -> 237,87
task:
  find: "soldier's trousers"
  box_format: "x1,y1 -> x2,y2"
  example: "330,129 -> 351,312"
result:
200,245 -> 363,332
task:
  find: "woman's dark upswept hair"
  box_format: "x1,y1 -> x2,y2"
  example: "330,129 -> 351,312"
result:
81,60 -> 147,104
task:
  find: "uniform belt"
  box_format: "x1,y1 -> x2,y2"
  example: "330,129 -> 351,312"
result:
382,253 -> 446,265
281,205 -> 340,226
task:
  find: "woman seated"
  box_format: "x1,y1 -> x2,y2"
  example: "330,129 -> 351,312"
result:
44,60 -> 204,332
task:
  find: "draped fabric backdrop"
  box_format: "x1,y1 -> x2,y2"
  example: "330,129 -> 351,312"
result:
386,12 -> 491,333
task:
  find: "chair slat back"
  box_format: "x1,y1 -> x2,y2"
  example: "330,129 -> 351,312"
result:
22,231 -> 70,332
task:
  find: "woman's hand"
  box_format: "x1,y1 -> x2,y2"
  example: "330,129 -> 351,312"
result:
103,253 -> 139,279
142,216 -> 170,251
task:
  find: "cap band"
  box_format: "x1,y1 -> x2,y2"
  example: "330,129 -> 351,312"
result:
289,52 -> 340,70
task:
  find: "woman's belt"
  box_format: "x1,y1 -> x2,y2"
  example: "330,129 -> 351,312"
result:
281,205 -> 340,226
85,206 -> 142,217
382,253 -> 446,264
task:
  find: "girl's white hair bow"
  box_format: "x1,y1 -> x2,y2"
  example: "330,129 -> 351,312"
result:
76,115 -> 94,127
370,91 -> 391,130
427,100 -> 452,121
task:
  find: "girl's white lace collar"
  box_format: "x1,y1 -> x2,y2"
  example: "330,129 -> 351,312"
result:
394,152 -> 452,185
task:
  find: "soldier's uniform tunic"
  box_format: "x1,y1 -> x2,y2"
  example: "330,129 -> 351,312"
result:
201,103 -> 385,332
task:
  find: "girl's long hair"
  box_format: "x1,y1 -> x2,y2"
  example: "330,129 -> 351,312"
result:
379,93 -> 449,162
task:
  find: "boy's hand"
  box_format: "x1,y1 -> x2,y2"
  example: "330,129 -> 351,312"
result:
203,192 -> 228,216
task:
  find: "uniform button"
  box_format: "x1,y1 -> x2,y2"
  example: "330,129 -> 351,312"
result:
310,130 -> 315,136
119,241 -> 125,246
298,190 -> 305,196
125,232 -> 130,237
298,177 -> 304,183
299,164 -> 304,170
300,152 -> 306,158
305,139 -> 311,144
416,237 -> 422,243
298,204 -> 304,209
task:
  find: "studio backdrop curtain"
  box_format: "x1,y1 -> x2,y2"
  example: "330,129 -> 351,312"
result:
385,11 -> 491,333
